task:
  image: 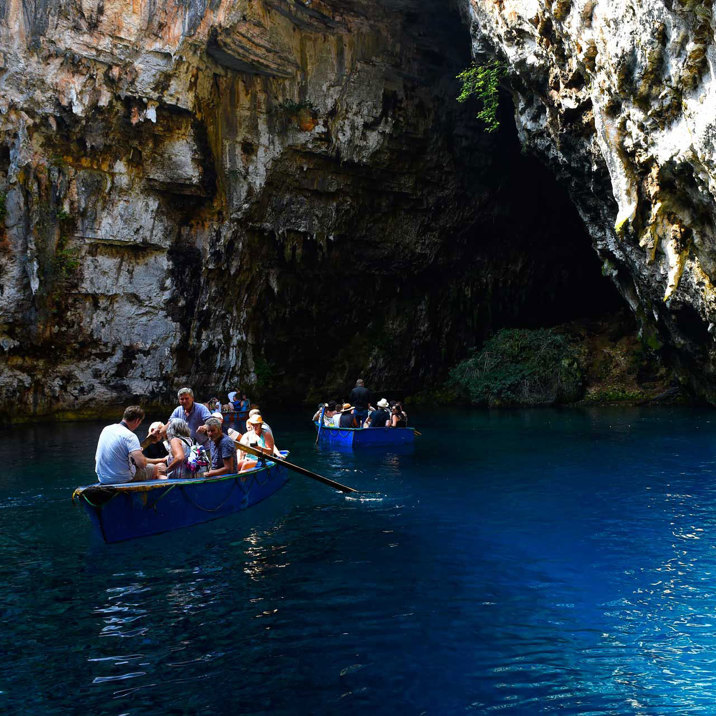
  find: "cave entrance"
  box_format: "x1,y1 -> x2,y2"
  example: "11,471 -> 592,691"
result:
226,0 -> 629,404
474,93 -> 625,332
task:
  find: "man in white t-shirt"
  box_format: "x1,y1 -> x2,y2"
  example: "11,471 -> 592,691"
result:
95,405 -> 160,484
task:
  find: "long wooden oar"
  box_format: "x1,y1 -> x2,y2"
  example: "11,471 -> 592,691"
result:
236,440 -> 358,493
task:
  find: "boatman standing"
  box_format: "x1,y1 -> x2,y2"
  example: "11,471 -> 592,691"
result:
349,378 -> 373,428
95,405 -> 162,484
169,387 -> 211,448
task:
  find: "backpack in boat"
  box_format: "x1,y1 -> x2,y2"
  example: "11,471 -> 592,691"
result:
186,443 -> 210,473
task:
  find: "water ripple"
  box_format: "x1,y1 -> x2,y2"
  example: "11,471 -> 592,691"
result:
4,409 -> 716,714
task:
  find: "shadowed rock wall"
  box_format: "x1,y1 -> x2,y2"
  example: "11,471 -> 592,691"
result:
0,0 -> 620,418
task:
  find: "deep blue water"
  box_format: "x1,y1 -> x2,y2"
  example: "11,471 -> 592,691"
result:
3,408 -> 716,714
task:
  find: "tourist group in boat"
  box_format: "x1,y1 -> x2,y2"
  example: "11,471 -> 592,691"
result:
94,379 -> 410,487
312,379 -> 408,429
94,387 -> 277,486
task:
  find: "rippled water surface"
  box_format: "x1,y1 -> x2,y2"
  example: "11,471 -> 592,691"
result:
3,408 -> 716,714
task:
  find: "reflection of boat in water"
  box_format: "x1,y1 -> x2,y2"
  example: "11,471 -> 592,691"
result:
315,423 -> 415,449
73,453 -> 289,543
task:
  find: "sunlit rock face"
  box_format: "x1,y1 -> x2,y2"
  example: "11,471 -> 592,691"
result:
0,0 -> 617,417
462,0 -> 716,398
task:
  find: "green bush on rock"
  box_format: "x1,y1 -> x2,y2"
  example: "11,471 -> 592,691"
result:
449,328 -> 584,407
456,60 -> 506,133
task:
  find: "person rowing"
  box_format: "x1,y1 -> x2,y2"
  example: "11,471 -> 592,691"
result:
237,414 -> 275,471
312,401 -> 336,425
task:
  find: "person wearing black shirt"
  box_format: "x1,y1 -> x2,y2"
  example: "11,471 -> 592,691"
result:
390,402 -> 408,428
143,421 -> 169,460
365,398 -> 391,428
339,404 -> 358,428
349,379 -> 373,428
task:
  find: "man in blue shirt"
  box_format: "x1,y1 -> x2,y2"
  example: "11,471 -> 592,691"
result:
169,387 -> 211,448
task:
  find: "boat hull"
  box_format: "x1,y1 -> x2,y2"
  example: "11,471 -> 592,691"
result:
74,460 -> 288,543
315,424 -> 415,448
222,410 -> 248,423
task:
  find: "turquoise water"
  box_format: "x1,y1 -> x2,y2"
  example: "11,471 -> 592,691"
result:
2,408 -> 716,713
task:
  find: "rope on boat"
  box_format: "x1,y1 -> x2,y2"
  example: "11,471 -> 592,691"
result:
74,462 -> 279,513
253,469 -> 268,486
320,428 -> 355,438
248,460 -> 275,486
73,487 -> 119,509
236,474 -> 250,494
179,478 -> 241,513
147,484 -> 177,511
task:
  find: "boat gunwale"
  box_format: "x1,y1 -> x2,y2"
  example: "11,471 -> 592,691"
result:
74,451 -> 289,496
313,422 -> 413,433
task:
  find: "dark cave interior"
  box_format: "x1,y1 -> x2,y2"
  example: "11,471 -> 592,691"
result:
230,5 -> 627,404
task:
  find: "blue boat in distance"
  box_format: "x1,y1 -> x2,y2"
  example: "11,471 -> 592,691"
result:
73,453 -> 289,543
315,423 -> 415,448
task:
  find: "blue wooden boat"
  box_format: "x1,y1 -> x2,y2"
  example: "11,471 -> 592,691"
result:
221,410 -> 247,423
73,453 -> 289,543
315,423 -> 415,448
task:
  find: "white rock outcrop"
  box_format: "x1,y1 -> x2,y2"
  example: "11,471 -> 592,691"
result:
463,0 -> 716,393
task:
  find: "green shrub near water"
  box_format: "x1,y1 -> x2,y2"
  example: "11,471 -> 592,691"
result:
449,328 -> 584,407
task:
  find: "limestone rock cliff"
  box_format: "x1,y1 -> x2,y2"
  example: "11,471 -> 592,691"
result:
1,0 -> 617,418
463,0 -> 716,399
